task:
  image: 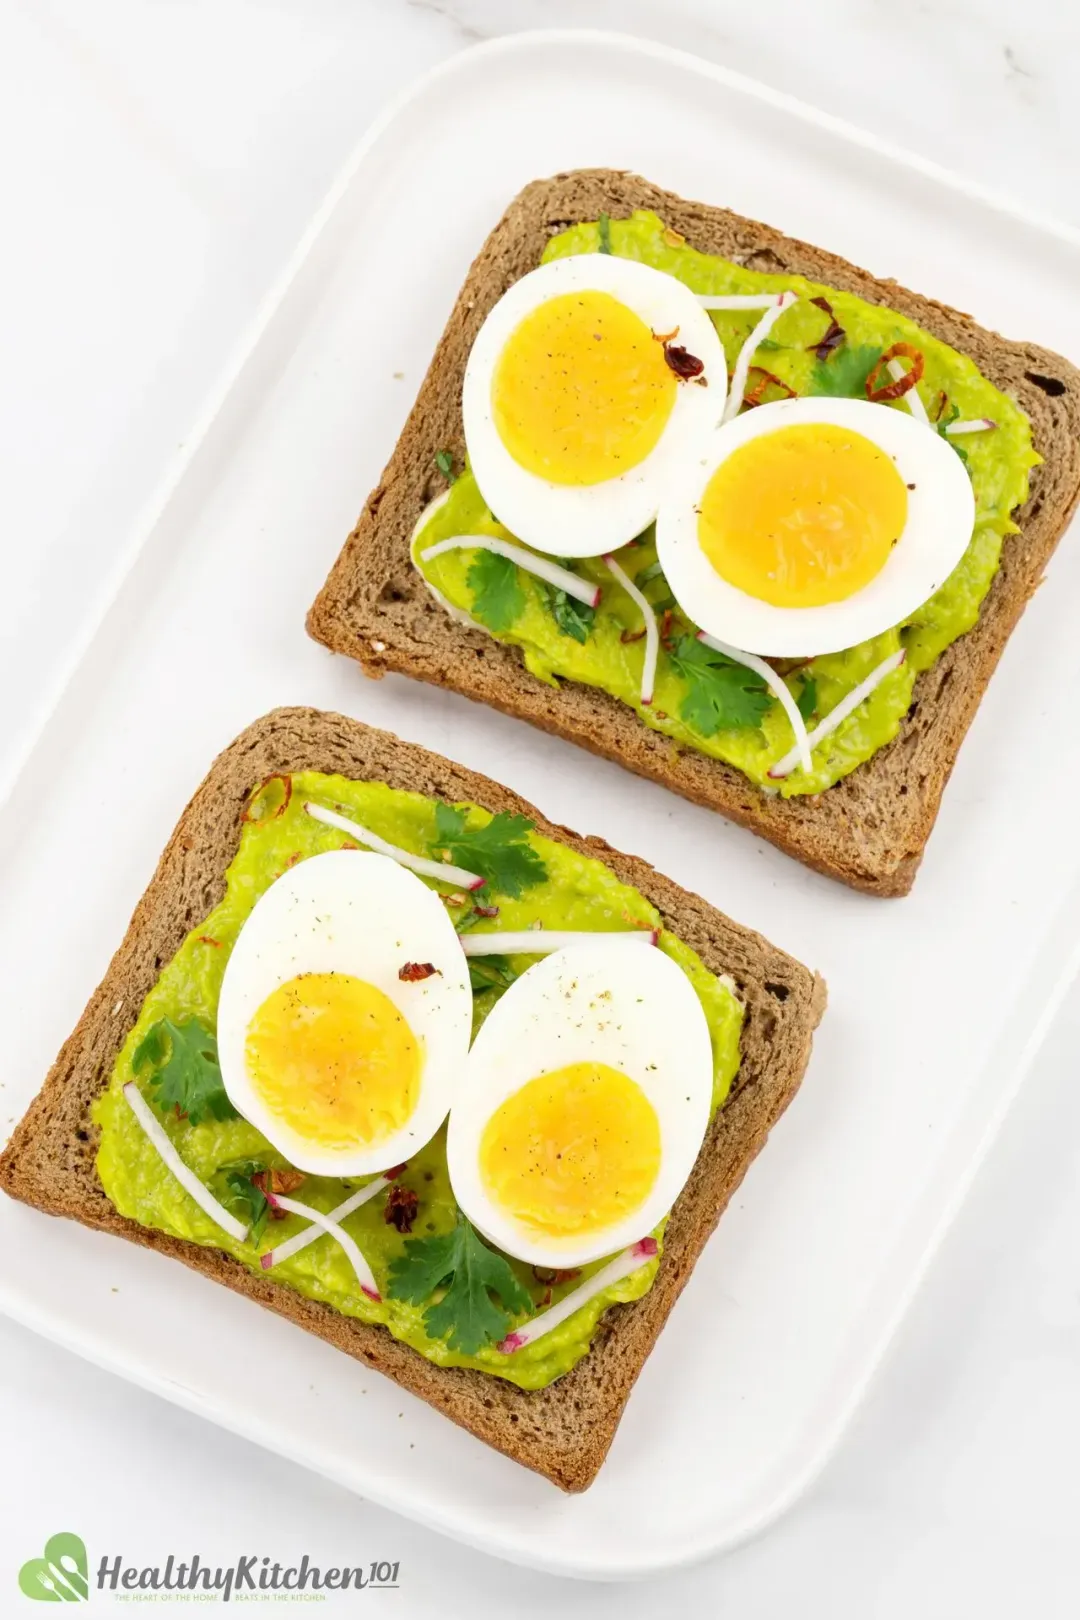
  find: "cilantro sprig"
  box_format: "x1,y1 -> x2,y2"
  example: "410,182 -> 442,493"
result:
796,675 -> 818,722
538,577 -> 596,643
467,549 -> 524,632
133,1018 -> 237,1127
809,343 -> 883,399
668,635 -> 772,737
387,1217 -> 531,1354
217,1161 -> 270,1244
431,803 -> 547,898
936,403 -> 970,465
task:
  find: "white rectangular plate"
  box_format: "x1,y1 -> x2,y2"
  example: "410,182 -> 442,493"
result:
2,30 -> 1079,1582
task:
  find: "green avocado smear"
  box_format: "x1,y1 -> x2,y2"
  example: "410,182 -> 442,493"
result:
93,771 -> 743,1390
413,211 -> 1039,796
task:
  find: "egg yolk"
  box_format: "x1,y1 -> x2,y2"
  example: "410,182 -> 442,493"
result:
479,1061 -> 661,1241
245,972 -> 420,1150
491,291 -> 677,486
698,422 -> 908,608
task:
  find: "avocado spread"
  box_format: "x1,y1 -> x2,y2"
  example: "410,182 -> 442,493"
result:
93,772 -> 743,1390
414,212 -> 1039,796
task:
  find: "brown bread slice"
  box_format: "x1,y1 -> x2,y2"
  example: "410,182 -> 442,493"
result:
306,169 -> 1080,896
0,708 -> 824,1491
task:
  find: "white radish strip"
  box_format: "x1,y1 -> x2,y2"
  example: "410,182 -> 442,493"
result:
696,292 -> 790,311
697,631 -> 812,775
768,649 -> 907,780
420,536 -> 600,609
603,554 -> 659,705
304,801 -> 484,892
268,1194 -> 381,1302
945,417 -> 998,436
260,1172 -> 400,1270
887,357 -> 929,423
499,1238 -> 659,1353
461,928 -> 658,957
722,292 -> 799,422
122,1083 -> 249,1244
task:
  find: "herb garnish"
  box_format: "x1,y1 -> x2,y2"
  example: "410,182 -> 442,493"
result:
597,212 -> 612,254
467,954 -> 513,993
809,343 -> 883,399
796,676 -> 818,722
538,577 -> 596,643
431,804 -> 547,898
217,1162 -> 271,1243
467,548 -> 524,631
435,449 -> 457,483
387,1217 -> 531,1354
133,1018 -> 237,1126
936,403 -> 970,466
668,635 -> 772,736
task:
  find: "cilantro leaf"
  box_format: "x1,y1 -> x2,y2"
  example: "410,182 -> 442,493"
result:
635,560 -> 667,588
217,1161 -> 270,1244
434,449 -> 457,483
468,549 -> 524,632
133,1018 -> 237,1126
387,1218 -> 531,1354
936,404 -> 970,466
537,578 -> 595,643
796,676 -> 818,722
668,635 -> 772,737
468,954 -> 513,993
597,212 -> 612,254
431,803 -> 547,898
809,343 -> 882,399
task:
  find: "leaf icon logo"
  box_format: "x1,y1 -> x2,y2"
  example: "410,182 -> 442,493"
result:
18,1534 -> 88,1602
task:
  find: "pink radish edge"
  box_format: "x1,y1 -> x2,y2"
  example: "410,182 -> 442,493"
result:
498,1237 -> 660,1355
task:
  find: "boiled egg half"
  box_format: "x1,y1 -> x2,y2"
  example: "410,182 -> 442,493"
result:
656,395 -> 976,656
217,851 -> 472,1177
463,254 -> 727,558
446,941 -> 714,1268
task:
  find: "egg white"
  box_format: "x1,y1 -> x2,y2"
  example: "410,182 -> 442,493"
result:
655,395 -> 977,656
446,941 -> 714,1268
463,254 -> 728,558
216,850 -> 472,1177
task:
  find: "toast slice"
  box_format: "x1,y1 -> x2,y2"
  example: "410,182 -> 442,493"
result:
0,707 -> 824,1491
307,169 -> 1080,897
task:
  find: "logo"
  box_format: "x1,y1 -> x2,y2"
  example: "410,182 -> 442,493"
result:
19,1533 -> 89,1602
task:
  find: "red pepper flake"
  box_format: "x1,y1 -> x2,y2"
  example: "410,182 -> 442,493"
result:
655,709 -> 668,720
196,935 -> 221,948
934,389 -> 949,422
808,295 -> 846,361
339,837 -> 360,851
242,773 -> 293,824
384,1183 -> 419,1234
660,608 -> 676,649
620,625 -> 647,644
743,365 -> 799,408
663,342 -> 706,381
384,1162 -> 408,1181
398,961 -> 440,982
866,342 -> 925,403
473,903 -> 500,918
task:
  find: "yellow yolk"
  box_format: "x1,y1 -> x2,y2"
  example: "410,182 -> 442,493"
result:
478,1061 -> 661,1241
491,290 -> 677,486
245,972 -> 420,1150
698,422 -> 909,608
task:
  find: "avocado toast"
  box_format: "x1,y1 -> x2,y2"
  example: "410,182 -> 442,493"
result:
307,169 -> 1080,896
0,708 -> 824,1491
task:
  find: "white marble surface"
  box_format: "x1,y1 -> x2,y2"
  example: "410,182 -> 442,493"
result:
1,2 -> 1078,1613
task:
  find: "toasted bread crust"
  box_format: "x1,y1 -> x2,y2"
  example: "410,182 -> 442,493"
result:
0,708 -> 824,1490
307,169 -> 1080,896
